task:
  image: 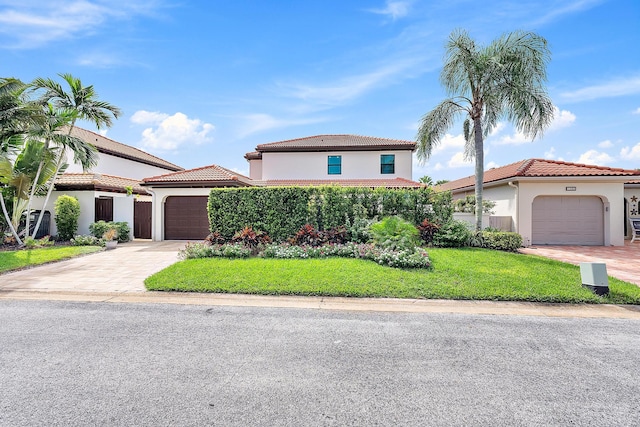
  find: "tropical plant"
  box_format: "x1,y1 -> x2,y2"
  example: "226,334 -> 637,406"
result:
231,226 -> 271,253
432,220 -> 472,248
370,216 -> 420,251
27,73 -> 121,239
416,29 -> 554,231
417,218 -> 440,245
89,220 -> 130,243
418,175 -> 434,186
54,195 -> 81,241
453,195 -> 496,214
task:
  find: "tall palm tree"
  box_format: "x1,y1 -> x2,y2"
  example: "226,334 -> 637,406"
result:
26,74 -> 121,239
416,30 -> 554,231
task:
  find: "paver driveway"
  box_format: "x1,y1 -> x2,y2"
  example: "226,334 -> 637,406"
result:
520,241 -> 639,285
0,240 -> 185,293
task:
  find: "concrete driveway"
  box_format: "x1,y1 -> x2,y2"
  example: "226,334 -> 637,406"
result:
0,240 -> 186,293
520,241 -> 639,285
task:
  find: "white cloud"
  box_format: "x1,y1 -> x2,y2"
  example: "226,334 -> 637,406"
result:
598,140 -> 613,149
548,106 -> 576,131
497,131 -> 533,145
99,129 -> 108,137
544,147 -> 556,159
633,107 -> 640,115
432,133 -> 466,154
447,152 -> 473,168
131,111 -> 214,151
368,1 -> 411,20
0,1 -> 164,49
576,149 -> 613,165
434,163 -> 444,171
486,161 -> 499,169
560,75 -> 640,103
620,143 -> 640,160
131,110 -> 169,124
489,122 -> 506,137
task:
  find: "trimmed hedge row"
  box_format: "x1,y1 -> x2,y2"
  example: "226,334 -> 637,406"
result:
208,186 -> 453,242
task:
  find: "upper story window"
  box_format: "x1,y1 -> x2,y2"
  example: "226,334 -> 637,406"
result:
328,155 -> 342,175
380,154 -> 395,174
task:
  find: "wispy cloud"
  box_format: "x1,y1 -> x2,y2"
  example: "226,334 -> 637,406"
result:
131,110 -> 214,151
235,113 -> 328,138
598,140 -> 613,148
0,1 -> 166,49
560,75 -> 640,103
367,1 -> 411,20
279,59 -> 422,108
633,107 -> 640,115
530,0 -> 604,26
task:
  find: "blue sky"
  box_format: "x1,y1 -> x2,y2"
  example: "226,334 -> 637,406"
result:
1,0 -> 639,181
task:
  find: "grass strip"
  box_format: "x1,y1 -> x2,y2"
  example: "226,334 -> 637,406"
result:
145,248 -> 640,304
0,246 -> 103,273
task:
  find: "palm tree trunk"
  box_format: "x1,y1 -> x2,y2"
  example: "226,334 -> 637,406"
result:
473,117 -> 484,232
23,159 -> 43,238
30,154 -> 64,239
0,192 -> 22,245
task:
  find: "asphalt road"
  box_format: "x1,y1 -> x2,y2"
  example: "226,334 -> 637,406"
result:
1,300 -> 639,426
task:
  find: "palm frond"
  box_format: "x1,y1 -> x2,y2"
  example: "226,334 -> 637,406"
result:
416,99 -> 467,162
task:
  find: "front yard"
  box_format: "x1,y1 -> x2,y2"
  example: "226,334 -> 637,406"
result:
145,248 -> 640,304
0,246 -> 102,273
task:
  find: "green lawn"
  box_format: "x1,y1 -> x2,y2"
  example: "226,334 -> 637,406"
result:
0,246 -> 103,273
145,248 -> 640,304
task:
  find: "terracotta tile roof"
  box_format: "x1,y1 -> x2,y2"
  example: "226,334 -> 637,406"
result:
253,135 -> 416,153
244,151 -> 262,160
627,180 -> 640,184
70,127 -> 183,172
257,178 -> 425,188
54,173 -> 147,195
440,159 -> 640,192
142,164 -> 253,186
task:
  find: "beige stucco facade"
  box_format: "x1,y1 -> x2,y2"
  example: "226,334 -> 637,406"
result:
450,177 -> 630,246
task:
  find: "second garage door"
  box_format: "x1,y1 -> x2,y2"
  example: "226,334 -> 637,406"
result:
531,196 -> 604,245
164,196 -> 210,240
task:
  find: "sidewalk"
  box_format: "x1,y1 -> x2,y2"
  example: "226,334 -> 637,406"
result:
1,240 -> 639,319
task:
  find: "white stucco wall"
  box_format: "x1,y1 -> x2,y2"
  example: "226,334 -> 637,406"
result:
146,187 -> 213,241
32,191 -> 96,237
31,190 -> 135,238
516,180 -> 625,246
248,159 -> 262,180
64,150 -> 176,180
259,151 -> 413,180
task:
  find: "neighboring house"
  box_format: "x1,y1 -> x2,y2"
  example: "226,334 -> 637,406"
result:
32,127 -> 182,239
439,159 -> 640,246
142,135 -> 423,240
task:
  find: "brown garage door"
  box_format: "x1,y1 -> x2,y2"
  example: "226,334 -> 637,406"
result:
164,196 -> 210,240
532,196 -> 604,245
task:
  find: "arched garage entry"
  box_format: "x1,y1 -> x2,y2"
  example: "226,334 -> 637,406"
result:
164,196 -> 209,240
531,196 -> 604,245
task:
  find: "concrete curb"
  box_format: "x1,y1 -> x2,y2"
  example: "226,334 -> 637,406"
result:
1,289 -> 640,319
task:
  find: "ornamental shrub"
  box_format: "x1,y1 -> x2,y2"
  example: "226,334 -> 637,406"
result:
89,221 -> 130,243
370,216 -> 420,251
71,235 -> 103,246
480,231 -> 523,252
231,226 -> 271,254
54,195 -> 80,241
432,220 -> 472,248
417,219 -> 440,245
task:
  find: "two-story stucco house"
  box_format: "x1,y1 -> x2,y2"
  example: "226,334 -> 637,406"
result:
142,135 -> 423,240
32,127 -> 182,239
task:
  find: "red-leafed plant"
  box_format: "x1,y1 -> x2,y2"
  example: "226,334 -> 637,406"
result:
324,225 -> 348,245
289,224 -> 325,247
231,226 -> 271,253
417,219 -> 440,245
205,231 -> 227,245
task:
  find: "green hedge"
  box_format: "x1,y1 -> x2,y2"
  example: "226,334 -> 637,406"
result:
88,221 -> 131,243
208,186 -> 453,242
481,231 -> 523,252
